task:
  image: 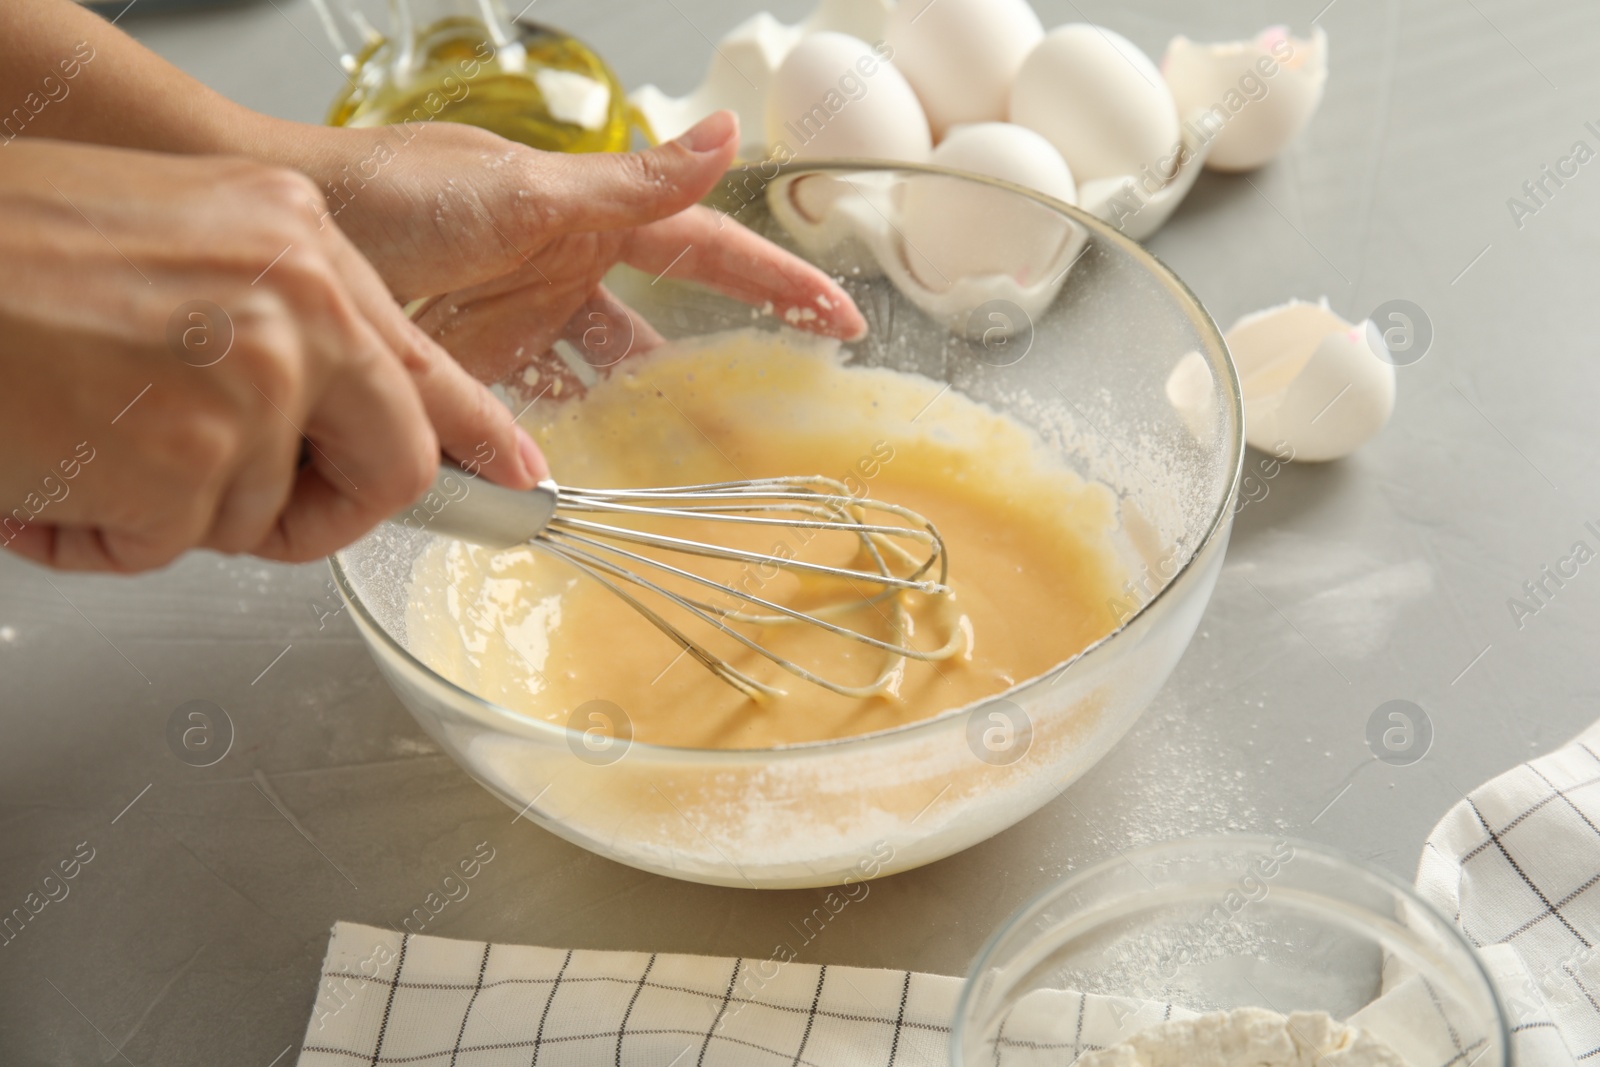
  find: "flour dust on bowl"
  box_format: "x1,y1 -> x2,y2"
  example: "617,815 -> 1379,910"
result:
953,836 -> 1511,1065
332,162 -> 1243,888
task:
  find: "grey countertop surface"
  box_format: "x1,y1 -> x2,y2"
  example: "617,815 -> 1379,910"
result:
4,0 -> 1599,1063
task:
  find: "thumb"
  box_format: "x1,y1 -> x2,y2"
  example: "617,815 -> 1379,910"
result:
528,110 -> 739,237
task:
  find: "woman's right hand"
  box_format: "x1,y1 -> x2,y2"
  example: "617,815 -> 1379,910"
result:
0,139 -> 545,573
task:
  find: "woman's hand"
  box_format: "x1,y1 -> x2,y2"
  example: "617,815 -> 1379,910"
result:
2,0 -> 866,383
273,112 -> 868,383
0,139 -> 544,572
0,1 -> 868,578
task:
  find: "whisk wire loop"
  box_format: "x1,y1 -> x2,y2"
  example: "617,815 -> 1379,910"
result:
535,478 -> 961,699
406,467 -> 964,699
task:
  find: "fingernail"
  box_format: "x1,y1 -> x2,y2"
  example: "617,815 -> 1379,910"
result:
516,427 -> 548,483
673,110 -> 738,154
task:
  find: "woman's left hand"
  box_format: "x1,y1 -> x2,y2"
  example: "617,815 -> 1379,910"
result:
277,111 -> 866,384
3,4 -> 858,385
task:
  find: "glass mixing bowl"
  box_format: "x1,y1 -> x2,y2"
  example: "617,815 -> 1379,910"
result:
331,161 -> 1244,888
953,836 -> 1510,1065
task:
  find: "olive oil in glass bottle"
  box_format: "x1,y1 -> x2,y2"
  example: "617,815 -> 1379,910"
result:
315,0 -> 641,152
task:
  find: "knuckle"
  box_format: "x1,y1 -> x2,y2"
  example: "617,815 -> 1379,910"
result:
358,412 -> 436,515
227,165 -> 333,253
391,323 -> 436,377
247,164 -> 327,217
174,412 -> 240,486
391,437 -> 438,509
253,255 -> 366,365
336,331 -> 387,383
113,537 -> 186,575
472,386 -> 511,445
136,391 -> 240,488
207,526 -> 252,556
99,476 -> 215,567
271,245 -> 340,300
618,151 -> 676,213
253,344 -> 306,416
232,321 -> 307,412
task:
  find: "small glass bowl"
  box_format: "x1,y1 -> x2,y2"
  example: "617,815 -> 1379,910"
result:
953,835 -> 1510,1064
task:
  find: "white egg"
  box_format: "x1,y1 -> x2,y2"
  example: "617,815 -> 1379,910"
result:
1011,24 -> 1181,186
926,122 -> 1077,202
1225,299 -> 1395,462
901,122 -> 1077,290
884,0 -> 1043,139
1163,26 -> 1328,172
628,0 -> 895,156
765,32 -> 931,162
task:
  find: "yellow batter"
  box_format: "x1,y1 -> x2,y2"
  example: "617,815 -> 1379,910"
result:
405,330 -> 1129,749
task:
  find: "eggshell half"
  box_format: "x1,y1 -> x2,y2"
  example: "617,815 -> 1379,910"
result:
1163,26 -> 1328,173
879,219 -> 1086,341
1165,350 -> 1218,444
629,12 -> 797,154
765,170 -> 892,277
765,168 -> 1088,340
885,0 -> 1043,139
1076,117 -> 1213,240
1226,299 -> 1395,461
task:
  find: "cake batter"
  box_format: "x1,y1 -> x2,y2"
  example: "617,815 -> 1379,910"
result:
406,329 -> 1129,749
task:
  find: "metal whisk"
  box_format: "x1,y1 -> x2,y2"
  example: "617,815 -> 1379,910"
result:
396,466 -> 964,700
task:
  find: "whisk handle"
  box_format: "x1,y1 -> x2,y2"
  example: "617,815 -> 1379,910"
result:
391,465 -> 559,548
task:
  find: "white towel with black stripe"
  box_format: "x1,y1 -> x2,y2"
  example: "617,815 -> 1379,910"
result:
297,930 -> 963,1066
296,718 -> 1600,1066
294,923 -> 1491,1067
1415,718 -> 1600,1067
297,924 -> 1212,1067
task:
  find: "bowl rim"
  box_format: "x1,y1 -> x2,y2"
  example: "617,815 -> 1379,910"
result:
328,158 -> 1246,759
949,832 -> 1512,1064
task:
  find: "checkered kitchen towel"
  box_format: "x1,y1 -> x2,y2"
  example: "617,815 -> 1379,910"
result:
298,719 -> 1600,1066
1416,718 -> 1600,1066
294,926 -> 1189,1066
294,920 -> 1497,1066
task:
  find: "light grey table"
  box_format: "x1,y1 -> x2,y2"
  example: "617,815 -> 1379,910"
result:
4,0 -> 1597,1062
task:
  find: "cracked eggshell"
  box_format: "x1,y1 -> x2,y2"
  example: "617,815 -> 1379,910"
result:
901,122 -> 1077,290
765,170 -> 894,277
879,224 -> 1084,343
1163,26 -> 1328,173
1076,117 -> 1212,241
1010,24 -> 1180,186
765,32 -> 931,162
767,166 -> 1086,336
884,0 -> 1043,139
629,12 -> 796,155
1165,350 -> 1218,444
1226,299 -> 1394,462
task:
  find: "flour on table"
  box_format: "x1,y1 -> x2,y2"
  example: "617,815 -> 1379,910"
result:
1079,1007 -> 1409,1066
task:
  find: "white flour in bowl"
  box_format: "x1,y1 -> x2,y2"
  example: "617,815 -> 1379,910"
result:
1079,1006 -> 1409,1066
